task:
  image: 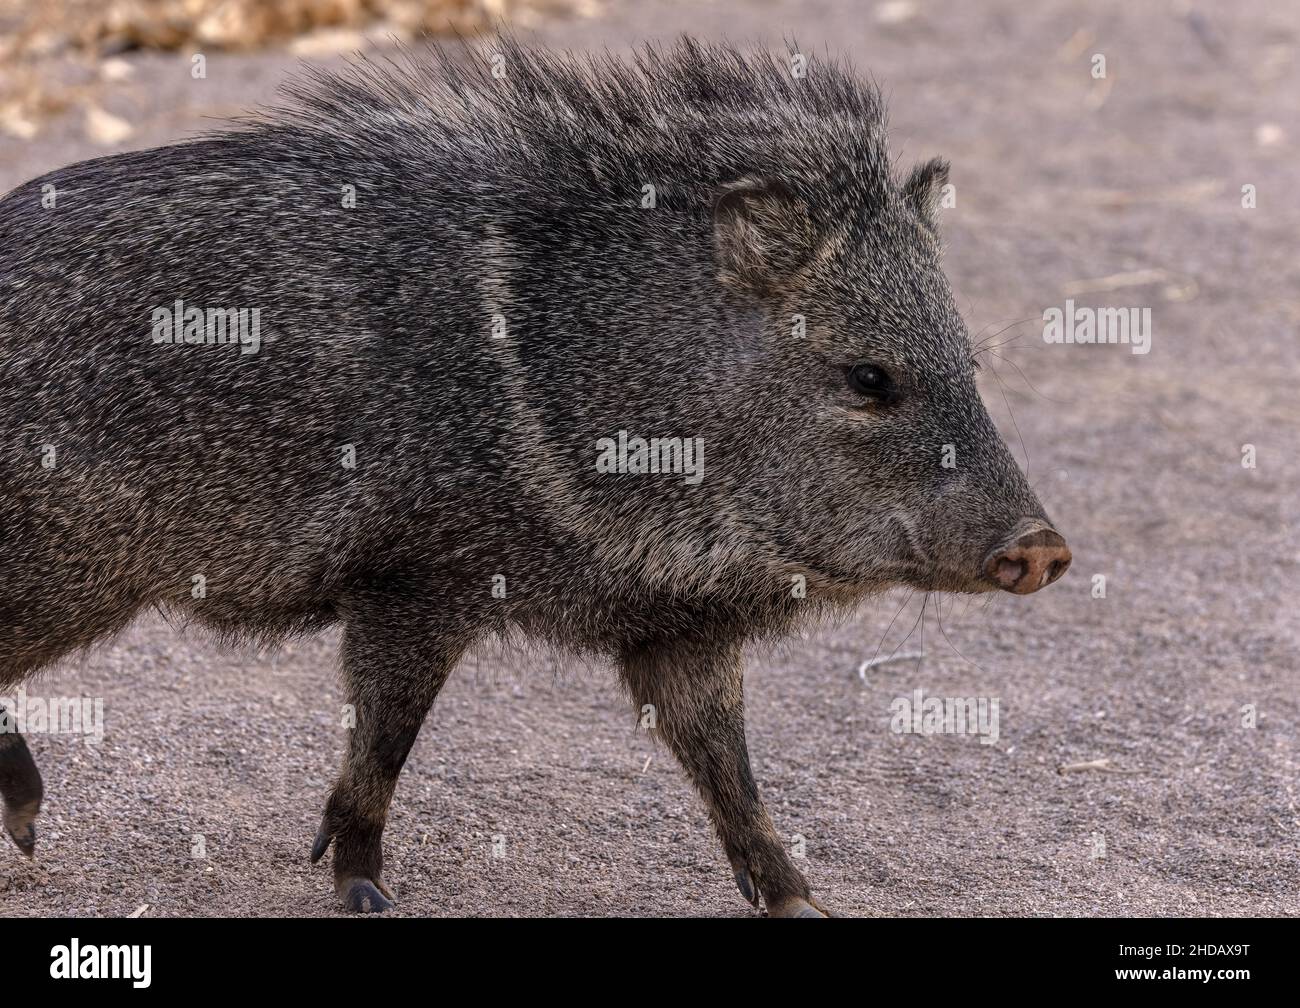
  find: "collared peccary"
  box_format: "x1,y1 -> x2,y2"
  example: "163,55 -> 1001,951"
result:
0,37 -> 1070,917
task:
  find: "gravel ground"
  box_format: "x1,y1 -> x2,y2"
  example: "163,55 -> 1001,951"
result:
1,0 -> 1297,917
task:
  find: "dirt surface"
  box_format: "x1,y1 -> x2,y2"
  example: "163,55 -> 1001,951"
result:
1,0 -> 1297,917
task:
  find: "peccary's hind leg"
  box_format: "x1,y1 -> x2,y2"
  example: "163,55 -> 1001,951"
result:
620,634 -> 835,918
0,707 -> 43,857
311,596 -> 474,913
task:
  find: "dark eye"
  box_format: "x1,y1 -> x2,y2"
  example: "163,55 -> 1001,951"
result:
846,363 -> 895,401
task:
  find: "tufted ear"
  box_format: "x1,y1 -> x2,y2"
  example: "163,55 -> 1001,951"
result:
902,157 -> 950,235
712,177 -> 817,298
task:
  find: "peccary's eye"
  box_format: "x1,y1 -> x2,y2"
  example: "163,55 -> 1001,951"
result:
846,363 -> 894,401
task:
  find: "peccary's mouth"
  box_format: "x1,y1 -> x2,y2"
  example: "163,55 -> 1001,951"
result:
883,512 -> 998,595
897,565 -> 1003,595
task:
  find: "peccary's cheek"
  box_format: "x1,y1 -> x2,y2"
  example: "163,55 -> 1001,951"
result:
889,393 -> 1027,560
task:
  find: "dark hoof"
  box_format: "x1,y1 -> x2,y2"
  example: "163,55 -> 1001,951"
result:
341,879 -> 394,914
310,820 -> 332,863
4,813 -> 36,858
767,895 -> 835,918
732,864 -> 758,906
0,730 -> 43,858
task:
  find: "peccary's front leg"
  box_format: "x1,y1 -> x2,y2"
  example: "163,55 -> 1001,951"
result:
311,598 -> 474,913
620,635 -> 834,917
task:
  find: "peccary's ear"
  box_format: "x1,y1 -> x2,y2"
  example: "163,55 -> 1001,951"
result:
713,177 -> 816,297
902,157 -> 950,234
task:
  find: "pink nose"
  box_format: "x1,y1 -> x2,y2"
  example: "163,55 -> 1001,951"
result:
983,523 -> 1071,594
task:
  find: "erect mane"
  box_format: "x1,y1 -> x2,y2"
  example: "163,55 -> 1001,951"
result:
225,35 -> 894,209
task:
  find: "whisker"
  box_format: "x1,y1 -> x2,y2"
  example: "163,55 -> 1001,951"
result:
985,354 -> 1031,478
984,348 -> 1071,405
971,316 -> 1036,355
867,589 -> 916,668
884,596 -> 926,667
933,592 -> 988,674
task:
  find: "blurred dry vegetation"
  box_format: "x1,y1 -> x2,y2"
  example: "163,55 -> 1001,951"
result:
0,0 -> 595,140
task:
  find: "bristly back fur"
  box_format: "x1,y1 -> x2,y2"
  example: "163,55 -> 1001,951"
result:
231,36 -> 893,214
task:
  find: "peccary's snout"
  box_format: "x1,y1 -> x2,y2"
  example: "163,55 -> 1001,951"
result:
982,521 -> 1072,595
